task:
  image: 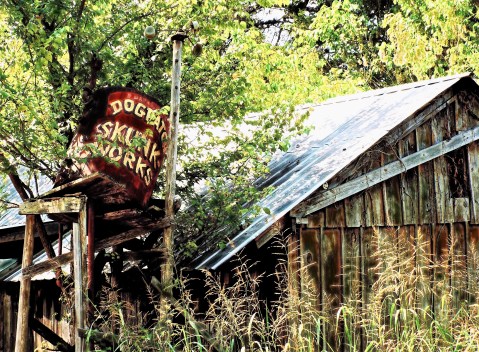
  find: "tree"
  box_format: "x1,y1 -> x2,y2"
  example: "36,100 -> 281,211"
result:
0,0 -> 360,244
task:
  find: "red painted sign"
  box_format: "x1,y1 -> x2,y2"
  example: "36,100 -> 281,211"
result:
64,87 -> 169,207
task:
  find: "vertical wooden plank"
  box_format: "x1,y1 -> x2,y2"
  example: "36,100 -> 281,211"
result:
467,142 -> 479,224
299,227 -> 321,349
325,203 -> 345,228
431,112 -> 454,223
416,122 -> 436,224
4,293 -> 12,352
382,149 -> 403,226
300,228 -> 321,308
416,225 -> 432,315
74,202 -> 88,352
454,198 -> 470,222
467,226 -> 479,303
321,229 -> 341,352
364,185 -> 385,227
14,215 -> 35,352
365,152 -> 384,227
451,223 -> 467,308
432,224 -> 450,322
360,227 -> 376,350
307,211 -> 325,229
345,194 -> 363,228
399,132 -> 418,225
342,228 -> 361,351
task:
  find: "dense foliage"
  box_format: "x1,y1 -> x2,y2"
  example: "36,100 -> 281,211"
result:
2,0 -> 479,249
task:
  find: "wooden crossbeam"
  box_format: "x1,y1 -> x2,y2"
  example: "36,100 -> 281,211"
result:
21,216 -> 172,279
292,125 -> 479,217
29,316 -> 73,352
19,196 -> 86,215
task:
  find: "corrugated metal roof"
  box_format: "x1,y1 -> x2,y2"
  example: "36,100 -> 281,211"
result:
0,172 -> 53,229
1,232 -> 72,281
195,72 -> 473,270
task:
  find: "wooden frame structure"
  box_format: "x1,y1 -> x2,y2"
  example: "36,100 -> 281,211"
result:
11,172 -> 172,351
15,195 -> 89,352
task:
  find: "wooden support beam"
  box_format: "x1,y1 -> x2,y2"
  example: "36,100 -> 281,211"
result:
22,252 -> 73,278
73,203 -> 88,352
122,249 -> 165,262
22,217 -> 171,279
29,316 -> 74,352
95,216 -> 172,249
292,124 -> 479,217
0,222 -> 59,243
19,196 -> 86,215
14,215 -> 35,352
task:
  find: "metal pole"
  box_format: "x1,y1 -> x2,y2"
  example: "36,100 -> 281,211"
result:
161,31 -> 187,312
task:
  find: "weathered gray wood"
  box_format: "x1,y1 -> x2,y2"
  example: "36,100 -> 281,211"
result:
342,228 -> 361,351
300,228 -> 321,310
307,211 -> 324,228
432,224 -> 450,321
23,217 -> 171,279
22,252 -> 74,278
416,122 -> 435,224
454,197 -> 470,222
14,215 -> 35,352
364,184 -> 384,227
95,216 -> 171,248
345,194 -> 363,227
19,196 -> 86,215
467,142 -> 479,223
321,228 -> 341,351
451,223 -> 467,309
325,203 -> 345,227
383,91 -> 454,145
382,147 -> 403,226
255,218 -> 285,248
416,225 -> 432,316
293,124 -> 479,218
399,132 -> 418,225
161,34 -> 185,316
29,316 -> 73,352
431,111 -> 454,223
0,222 -> 59,243
467,226 -> 479,303
73,203 -> 88,352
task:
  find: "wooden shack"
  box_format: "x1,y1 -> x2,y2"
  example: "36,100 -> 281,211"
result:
192,73 -> 479,350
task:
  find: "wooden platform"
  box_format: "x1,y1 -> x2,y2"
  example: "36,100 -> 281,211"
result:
23,172 -> 174,241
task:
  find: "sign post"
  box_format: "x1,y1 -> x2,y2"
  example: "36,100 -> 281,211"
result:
161,31 -> 187,314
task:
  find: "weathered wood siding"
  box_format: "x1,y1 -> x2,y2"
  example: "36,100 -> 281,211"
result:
296,89 -> 479,351
0,281 -> 71,352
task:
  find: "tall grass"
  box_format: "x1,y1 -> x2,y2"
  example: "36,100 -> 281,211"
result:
86,228 -> 479,351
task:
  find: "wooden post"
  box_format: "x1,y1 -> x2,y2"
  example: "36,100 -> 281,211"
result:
73,201 -> 88,352
14,215 -> 35,352
161,32 -> 186,313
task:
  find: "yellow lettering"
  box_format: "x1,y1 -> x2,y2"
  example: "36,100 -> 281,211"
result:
98,121 -> 114,137
111,122 -> 128,141
123,151 -> 136,170
149,143 -> 163,170
110,100 -> 122,115
135,156 -> 147,177
144,168 -> 152,186
134,103 -> 146,118
124,99 -> 135,113
108,146 -> 123,162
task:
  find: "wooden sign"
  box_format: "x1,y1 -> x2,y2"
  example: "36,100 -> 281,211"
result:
59,87 -> 169,207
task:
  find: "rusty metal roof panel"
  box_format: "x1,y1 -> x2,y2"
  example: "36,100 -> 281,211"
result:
195,73 -> 472,270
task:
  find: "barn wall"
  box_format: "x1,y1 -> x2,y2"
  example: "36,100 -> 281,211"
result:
295,88 -> 479,350
0,280 -> 72,352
